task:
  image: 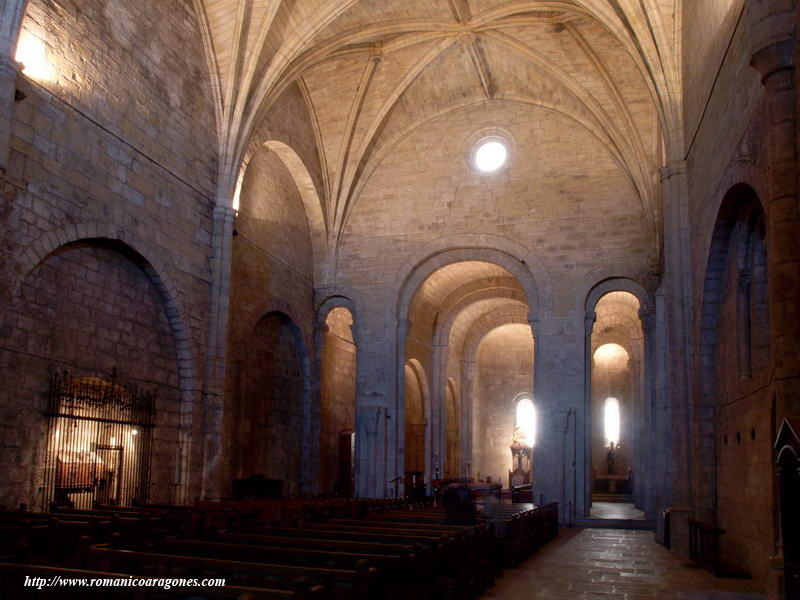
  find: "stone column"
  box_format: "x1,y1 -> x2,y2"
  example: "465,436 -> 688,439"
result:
750,38 -> 800,413
639,307 -> 657,517
748,12 -> 799,596
430,341 -> 448,479
461,358 -> 475,476
353,312 -> 398,498
532,314 -> 582,522
0,0 -> 26,172
660,159 -> 693,558
582,310 -> 595,518
0,57 -> 19,173
200,204 -> 235,500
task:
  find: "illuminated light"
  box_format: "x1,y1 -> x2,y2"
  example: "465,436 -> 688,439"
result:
231,161 -> 248,213
474,140 -> 507,172
15,31 -> 55,81
515,398 -> 536,446
604,397 -> 620,446
131,429 -> 138,436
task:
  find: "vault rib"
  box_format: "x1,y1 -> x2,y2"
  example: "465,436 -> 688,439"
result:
332,36 -> 456,240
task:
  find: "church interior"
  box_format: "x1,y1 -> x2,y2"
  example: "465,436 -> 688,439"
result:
0,0 -> 799,598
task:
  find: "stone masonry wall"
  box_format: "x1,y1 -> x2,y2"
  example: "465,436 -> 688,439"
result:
0,0 -> 217,508
3,242 -> 181,508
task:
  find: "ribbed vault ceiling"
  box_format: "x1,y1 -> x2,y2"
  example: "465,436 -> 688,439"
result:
192,0 -> 681,259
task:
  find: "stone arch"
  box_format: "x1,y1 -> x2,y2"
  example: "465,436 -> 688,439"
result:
10,232 -> 198,506
237,310 -> 312,497
583,281 -> 649,517
262,140 -> 328,270
315,298 -> 358,496
444,378 -> 459,478
434,284 -> 528,346
583,274 -> 653,315
13,222 -> 198,384
404,358 -> 429,492
695,183 -> 770,555
392,235 -> 551,328
316,295 -> 360,346
463,311 -> 532,364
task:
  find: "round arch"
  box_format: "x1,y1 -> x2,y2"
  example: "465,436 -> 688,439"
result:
393,238 -> 549,328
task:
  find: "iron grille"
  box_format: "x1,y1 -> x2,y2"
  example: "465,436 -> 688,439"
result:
42,368 -> 157,511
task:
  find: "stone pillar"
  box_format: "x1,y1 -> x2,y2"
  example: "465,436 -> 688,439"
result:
751,38 -> 800,411
653,288 -> 672,517
749,15 -> 799,596
0,0 -> 26,172
430,342 -> 448,479
357,405 -> 388,497
639,307 -> 657,517
353,315 -> 398,498
0,57 -> 19,172
461,358 -> 475,476
582,310 -> 595,517
532,314 -> 582,522
660,158 -> 693,558
200,204 -> 235,500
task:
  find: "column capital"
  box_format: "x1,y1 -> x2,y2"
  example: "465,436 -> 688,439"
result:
0,58 -> 20,81
396,318 -> 411,339
584,310 -> 596,334
659,160 -> 687,182
750,39 -> 794,85
213,205 -> 236,222
638,307 -> 655,331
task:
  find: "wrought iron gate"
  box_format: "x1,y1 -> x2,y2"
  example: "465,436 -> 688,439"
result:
42,369 -> 156,511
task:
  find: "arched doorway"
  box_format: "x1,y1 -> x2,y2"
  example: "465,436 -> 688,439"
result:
319,306 -> 357,496
445,379 -> 459,478
9,239 -> 186,509
697,184 -> 771,579
238,311 -> 308,498
399,259 -> 534,496
404,360 -> 427,498
589,291 -> 644,519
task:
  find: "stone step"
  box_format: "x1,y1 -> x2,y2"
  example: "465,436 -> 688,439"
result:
573,518 -> 656,530
592,494 -> 635,503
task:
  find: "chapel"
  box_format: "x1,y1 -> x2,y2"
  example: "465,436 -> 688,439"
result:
0,0 -> 799,598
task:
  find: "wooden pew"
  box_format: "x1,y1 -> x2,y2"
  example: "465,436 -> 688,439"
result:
158,537 -> 411,600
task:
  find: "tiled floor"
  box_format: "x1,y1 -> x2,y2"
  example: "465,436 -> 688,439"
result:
484,528 -> 765,599
590,502 -> 646,520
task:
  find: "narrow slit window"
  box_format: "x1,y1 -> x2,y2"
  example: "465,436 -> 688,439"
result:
515,398 -> 536,446
604,397 -> 620,446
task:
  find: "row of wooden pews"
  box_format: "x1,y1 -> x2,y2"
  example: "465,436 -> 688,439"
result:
0,497 -> 559,599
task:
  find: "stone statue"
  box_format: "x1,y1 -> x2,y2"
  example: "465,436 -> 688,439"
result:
606,441 -> 617,475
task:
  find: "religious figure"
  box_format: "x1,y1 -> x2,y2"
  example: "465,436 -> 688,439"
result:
606,441 -> 617,474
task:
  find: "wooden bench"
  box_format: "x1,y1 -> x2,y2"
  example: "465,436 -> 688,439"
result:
159,537 -> 411,600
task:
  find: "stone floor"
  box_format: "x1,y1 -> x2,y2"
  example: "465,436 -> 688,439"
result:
590,502 -> 646,520
484,528 -> 765,599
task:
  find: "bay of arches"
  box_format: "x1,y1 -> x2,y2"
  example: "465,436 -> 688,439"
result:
7,238 -> 193,509
234,311 -> 309,498
400,259 -> 535,494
